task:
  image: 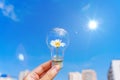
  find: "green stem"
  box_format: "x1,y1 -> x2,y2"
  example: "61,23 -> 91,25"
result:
56,47 -> 58,58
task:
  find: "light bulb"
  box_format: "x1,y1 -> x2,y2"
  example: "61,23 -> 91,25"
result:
46,28 -> 69,68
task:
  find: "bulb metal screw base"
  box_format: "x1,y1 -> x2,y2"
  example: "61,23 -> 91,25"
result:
52,57 -> 63,68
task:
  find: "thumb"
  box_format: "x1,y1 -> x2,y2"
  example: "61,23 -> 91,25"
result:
40,65 -> 60,80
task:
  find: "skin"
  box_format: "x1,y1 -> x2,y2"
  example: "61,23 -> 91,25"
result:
24,61 -> 60,80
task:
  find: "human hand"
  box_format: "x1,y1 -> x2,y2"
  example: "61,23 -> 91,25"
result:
24,60 -> 60,80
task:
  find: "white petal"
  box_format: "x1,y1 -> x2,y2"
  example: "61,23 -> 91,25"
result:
56,39 -> 61,42
50,40 -> 55,47
61,43 -> 66,47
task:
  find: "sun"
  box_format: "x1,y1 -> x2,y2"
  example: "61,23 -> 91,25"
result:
88,20 -> 98,30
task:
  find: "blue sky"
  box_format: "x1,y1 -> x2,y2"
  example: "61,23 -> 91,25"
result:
0,0 -> 120,80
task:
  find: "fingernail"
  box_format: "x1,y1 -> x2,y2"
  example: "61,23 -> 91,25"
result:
52,65 -> 60,73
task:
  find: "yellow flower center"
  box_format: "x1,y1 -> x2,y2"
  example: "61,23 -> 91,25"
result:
55,42 -> 61,48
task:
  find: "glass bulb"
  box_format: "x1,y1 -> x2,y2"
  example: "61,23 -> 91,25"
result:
46,28 -> 69,68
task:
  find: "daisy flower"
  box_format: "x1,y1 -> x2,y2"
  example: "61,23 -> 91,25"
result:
50,39 -> 65,48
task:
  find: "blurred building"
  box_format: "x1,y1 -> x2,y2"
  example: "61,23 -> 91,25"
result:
0,74 -> 16,80
69,69 -> 97,80
82,69 -> 97,80
69,72 -> 82,80
108,60 -> 120,80
19,70 -> 30,80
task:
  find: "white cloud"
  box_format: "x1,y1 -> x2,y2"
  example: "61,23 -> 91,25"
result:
0,0 -> 19,21
54,27 -> 67,36
18,53 -> 24,61
82,3 -> 91,11
16,44 -> 26,61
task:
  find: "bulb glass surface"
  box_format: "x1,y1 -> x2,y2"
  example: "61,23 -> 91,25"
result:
46,28 -> 69,68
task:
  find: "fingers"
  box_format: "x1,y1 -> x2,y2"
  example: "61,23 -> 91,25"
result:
24,61 -> 52,80
33,60 -> 52,75
40,65 -> 60,80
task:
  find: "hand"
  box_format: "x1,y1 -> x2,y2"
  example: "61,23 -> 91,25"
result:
24,60 -> 60,80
